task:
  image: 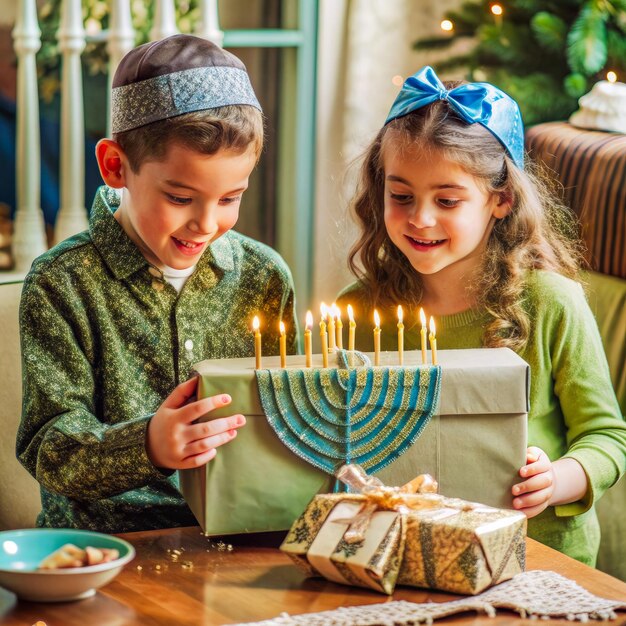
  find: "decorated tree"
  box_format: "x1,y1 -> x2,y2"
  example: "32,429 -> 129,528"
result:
414,0 -> 626,125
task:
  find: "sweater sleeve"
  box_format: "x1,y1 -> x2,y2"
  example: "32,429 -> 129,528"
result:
17,270 -> 168,501
543,277 -> 626,516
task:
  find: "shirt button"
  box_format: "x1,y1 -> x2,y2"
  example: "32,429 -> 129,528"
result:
184,339 -> 194,352
148,266 -> 162,278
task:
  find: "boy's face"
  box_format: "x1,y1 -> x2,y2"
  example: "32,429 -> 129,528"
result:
113,143 -> 257,270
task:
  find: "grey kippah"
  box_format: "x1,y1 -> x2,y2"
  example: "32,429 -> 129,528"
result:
111,34 -> 262,134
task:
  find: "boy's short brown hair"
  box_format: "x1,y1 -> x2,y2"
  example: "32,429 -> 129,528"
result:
113,105 -> 264,173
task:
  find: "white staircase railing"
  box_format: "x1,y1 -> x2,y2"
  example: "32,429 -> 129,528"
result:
150,0 -> 179,42
195,0 -> 224,47
107,0 -> 134,136
12,0 -> 48,273
54,0 -> 89,245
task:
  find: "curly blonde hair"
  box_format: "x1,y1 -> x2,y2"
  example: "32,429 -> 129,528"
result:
348,87 -> 583,350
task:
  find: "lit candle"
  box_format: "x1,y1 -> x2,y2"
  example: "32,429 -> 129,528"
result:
279,321 -> 287,368
373,309 -> 381,366
320,303 -> 329,368
327,303 -> 336,351
397,305 -> 404,365
429,316 -> 437,366
347,304 -> 356,351
252,315 -> 262,369
304,311 -> 313,368
334,304 -> 343,349
419,307 -> 427,365
570,75 -> 626,133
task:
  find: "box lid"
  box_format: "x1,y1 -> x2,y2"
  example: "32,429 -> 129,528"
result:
193,347 -> 529,418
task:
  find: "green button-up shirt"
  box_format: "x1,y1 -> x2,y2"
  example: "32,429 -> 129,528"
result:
18,186 -> 298,533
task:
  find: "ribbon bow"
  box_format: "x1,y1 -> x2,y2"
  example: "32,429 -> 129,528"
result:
335,464 -> 474,543
385,66 -> 524,169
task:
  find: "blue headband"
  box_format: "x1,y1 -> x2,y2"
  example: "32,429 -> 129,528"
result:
385,66 -> 524,169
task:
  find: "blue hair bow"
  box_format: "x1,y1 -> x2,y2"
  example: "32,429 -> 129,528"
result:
385,66 -> 524,169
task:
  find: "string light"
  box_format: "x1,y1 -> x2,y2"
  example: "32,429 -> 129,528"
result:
607,71 -> 617,83
440,19 -> 454,31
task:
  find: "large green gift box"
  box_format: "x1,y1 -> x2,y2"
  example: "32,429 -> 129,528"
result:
180,348 -> 529,535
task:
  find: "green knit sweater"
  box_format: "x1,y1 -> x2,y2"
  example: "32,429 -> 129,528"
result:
338,271 -> 626,566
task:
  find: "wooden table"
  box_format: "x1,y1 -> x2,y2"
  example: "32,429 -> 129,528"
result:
1,527 -> 625,625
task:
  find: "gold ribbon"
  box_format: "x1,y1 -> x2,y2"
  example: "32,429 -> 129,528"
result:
334,464 -> 474,543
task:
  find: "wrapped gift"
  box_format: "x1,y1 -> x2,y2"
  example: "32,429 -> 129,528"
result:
181,348 -> 528,535
280,465 -> 527,595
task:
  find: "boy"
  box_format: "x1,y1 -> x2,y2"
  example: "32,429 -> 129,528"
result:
17,35 -> 298,533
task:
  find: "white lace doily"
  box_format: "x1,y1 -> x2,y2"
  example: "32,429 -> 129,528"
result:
233,570 -> 626,625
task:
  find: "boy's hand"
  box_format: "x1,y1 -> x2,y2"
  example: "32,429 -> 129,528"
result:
146,377 -> 246,470
511,446 -> 554,518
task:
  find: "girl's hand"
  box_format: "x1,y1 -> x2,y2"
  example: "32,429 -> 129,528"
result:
511,446 -> 554,518
146,377 -> 246,470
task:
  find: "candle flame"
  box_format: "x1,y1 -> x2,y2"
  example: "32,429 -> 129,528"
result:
490,3 -> 503,15
331,302 -> 339,319
279,321 -> 285,335
429,316 -> 436,336
305,310 -> 313,330
320,302 -> 328,319
347,304 -> 355,323
374,309 -> 381,329
397,305 -> 403,323
420,307 -> 426,328
252,315 -> 260,331
607,71 -> 617,83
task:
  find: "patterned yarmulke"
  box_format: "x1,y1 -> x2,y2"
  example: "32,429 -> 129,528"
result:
111,34 -> 261,133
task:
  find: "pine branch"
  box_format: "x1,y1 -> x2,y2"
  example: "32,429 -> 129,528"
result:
445,2 -> 488,30
413,36 -> 458,51
434,55 -> 475,73
531,12 -> 568,51
567,4 -> 608,73
564,72 -> 589,97
490,71 -> 579,124
606,28 -> 626,69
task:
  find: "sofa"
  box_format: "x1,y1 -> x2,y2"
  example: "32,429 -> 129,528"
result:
0,279 -> 40,529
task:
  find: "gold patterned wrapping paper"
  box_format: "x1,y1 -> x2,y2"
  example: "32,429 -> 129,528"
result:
281,492 -> 527,595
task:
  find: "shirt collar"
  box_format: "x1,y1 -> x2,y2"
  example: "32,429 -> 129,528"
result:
90,185 -> 235,280
90,186 -> 147,280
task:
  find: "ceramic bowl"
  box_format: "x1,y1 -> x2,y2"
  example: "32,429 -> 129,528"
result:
0,528 -> 135,602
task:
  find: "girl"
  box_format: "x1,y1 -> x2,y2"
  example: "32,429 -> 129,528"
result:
337,66 -> 626,566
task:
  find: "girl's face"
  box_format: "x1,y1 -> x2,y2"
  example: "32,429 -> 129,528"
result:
383,144 -> 509,287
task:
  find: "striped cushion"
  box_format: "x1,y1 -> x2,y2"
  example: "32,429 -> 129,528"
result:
525,122 -> 626,280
